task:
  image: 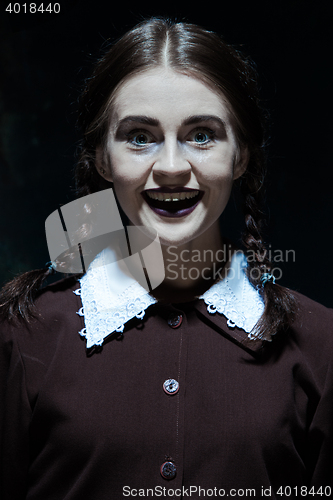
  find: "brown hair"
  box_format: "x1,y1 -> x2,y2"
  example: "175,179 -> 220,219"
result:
0,17 -> 296,339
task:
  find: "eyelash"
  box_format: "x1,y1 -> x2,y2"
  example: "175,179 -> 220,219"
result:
190,127 -> 216,146
125,130 -> 154,147
125,127 -> 217,148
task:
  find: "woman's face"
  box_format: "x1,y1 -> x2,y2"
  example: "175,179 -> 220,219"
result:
98,67 -> 248,246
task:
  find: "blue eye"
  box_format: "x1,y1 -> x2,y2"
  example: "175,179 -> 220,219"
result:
189,128 -> 216,145
126,131 -> 154,147
194,132 -> 209,143
133,133 -> 149,145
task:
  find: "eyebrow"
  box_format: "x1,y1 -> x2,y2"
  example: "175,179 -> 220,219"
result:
182,115 -> 227,129
115,115 -> 160,130
115,114 -> 227,131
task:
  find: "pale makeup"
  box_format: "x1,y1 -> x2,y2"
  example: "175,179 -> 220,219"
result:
97,67 -> 248,296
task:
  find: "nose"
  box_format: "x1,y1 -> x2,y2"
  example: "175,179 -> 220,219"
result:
152,138 -> 192,178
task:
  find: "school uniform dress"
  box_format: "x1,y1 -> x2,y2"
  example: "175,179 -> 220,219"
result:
1,251 -> 333,499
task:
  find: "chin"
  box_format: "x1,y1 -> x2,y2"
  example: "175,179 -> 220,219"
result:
156,225 -> 206,248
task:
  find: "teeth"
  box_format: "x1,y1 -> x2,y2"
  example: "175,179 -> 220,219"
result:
146,190 -> 199,201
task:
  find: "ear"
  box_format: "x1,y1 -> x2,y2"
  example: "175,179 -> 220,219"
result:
233,146 -> 249,181
95,146 -> 113,183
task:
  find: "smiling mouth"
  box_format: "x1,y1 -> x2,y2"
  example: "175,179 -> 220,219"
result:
142,188 -> 203,218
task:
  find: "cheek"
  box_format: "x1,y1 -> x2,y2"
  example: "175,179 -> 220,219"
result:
108,149 -> 151,188
193,150 -> 236,186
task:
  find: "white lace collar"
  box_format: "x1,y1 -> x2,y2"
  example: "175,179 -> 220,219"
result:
74,249 -> 265,348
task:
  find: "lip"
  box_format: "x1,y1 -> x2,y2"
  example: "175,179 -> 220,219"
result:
142,187 -> 204,218
143,186 -> 200,193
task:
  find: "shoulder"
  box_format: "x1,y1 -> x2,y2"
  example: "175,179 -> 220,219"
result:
33,275 -> 81,318
292,290 -> 333,336
282,289 -> 333,374
0,276 -> 82,351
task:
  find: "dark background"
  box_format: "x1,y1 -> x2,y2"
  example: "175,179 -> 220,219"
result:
0,0 -> 332,306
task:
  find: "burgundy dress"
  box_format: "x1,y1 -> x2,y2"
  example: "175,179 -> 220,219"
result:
1,276 -> 333,499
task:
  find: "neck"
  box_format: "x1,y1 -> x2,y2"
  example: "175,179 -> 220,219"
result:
151,222 -> 233,303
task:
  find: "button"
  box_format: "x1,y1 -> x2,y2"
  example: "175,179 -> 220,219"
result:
160,461 -> 177,480
167,314 -> 183,328
163,378 -> 179,395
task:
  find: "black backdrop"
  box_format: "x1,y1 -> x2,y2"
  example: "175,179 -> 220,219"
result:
0,0 -> 332,306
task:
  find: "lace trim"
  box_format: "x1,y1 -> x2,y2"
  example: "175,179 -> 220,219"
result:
74,251 -> 157,348
75,250 -> 264,347
199,277 -> 265,340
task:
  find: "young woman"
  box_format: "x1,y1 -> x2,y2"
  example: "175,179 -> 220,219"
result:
1,17 -> 332,499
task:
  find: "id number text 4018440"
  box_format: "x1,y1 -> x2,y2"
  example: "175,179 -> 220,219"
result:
5,3 -> 60,14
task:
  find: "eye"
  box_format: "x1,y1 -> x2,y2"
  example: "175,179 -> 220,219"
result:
133,133 -> 149,145
126,130 -> 155,147
194,132 -> 209,143
188,128 -> 216,146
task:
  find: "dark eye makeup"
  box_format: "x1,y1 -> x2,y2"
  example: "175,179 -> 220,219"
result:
125,130 -> 154,146
188,127 -> 217,145
124,126 -> 217,148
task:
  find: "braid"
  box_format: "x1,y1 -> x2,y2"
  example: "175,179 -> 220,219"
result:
0,141 -> 98,323
0,138 -> 97,323
74,140 -> 101,198
241,156 -> 269,285
0,266 -> 54,322
240,160 -> 297,341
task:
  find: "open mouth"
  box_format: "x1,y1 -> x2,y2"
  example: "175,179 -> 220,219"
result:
142,188 -> 203,218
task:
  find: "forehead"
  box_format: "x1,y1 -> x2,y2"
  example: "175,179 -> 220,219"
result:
110,67 -> 233,126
